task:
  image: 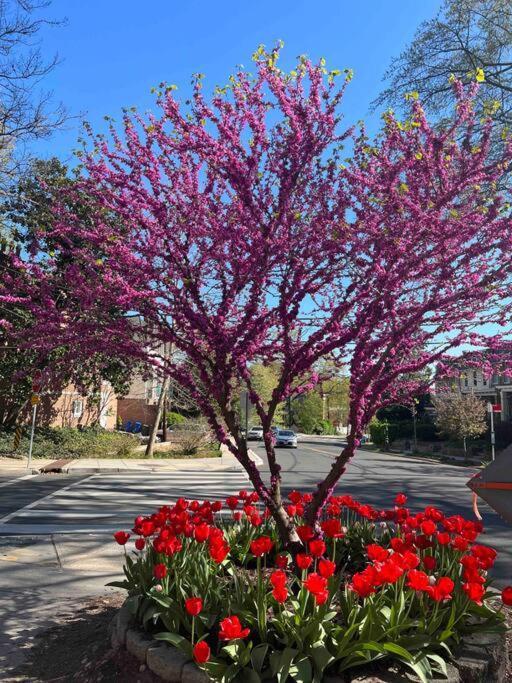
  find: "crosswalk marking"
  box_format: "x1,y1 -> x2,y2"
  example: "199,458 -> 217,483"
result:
0,469 -> 251,534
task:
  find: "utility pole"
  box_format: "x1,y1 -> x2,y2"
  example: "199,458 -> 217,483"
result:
145,375 -> 170,457
145,343 -> 173,458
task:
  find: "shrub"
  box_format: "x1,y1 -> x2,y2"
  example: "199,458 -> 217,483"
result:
112,491 -> 508,683
172,419 -> 213,456
166,411 -> 187,428
0,426 -> 138,458
318,419 -> 336,435
369,419 -> 439,446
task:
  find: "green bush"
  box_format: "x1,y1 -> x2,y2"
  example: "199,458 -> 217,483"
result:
369,419 -> 439,446
317,419 -> 336,435
0,426 -> 138,459
166,411 -> 187,428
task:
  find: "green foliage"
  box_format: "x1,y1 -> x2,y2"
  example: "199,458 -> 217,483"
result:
369,418 -> 438,446
0,426 -> 138,459
166,411 -> 187,427
292,392 -> 323,433
317,419 -> 336,435
249,363 -> 286,425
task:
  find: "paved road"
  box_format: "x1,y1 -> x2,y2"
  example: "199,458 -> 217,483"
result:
0,442 -> 510,584
0,469 -> 251,534
252,437 -> 512,586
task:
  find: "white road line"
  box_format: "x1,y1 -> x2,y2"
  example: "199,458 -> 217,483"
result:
0,474 -> 37,489
0,474 -> 97,523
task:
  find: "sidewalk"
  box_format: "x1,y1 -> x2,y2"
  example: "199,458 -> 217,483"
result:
0,532 -> 124,680
0,444 -> 263,476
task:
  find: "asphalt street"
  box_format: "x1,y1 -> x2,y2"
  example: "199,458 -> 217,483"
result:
252,437 -> 512,587
0,440 -> 510,584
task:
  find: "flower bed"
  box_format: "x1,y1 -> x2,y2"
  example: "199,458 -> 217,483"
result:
111,491 -> 511,682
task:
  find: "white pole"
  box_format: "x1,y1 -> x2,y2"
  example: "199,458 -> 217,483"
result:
27,402 -> 37,469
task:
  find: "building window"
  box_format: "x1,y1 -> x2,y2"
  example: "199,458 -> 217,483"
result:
72,399 -> 84,418
473,371 -> 478,387
483,375 -> 487,386
463,373 -> 468,388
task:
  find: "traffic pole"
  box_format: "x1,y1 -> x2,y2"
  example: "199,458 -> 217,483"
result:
27,397 -> 38,469
27,370 -> 42,469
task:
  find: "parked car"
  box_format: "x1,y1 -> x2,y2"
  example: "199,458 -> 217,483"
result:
247,425 -> 264,441
275,429 -> 298,448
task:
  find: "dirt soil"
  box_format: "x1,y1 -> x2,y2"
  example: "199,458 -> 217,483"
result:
5,596 -> 512,682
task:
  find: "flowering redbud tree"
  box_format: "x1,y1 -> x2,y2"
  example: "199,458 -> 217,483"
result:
4,48 -> 512,546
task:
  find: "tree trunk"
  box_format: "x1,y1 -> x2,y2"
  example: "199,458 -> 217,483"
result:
145,376 -> 170,458
305,436 -> 358,528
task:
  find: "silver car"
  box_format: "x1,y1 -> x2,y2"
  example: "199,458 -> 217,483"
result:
247,425 -> 264,441
275,429 -> 298,448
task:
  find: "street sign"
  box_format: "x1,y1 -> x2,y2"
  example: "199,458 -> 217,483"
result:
31,393 -> 40,406
487,402 -> 501,413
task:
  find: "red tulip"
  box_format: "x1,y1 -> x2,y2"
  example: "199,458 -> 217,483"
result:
309,539 -> 326,557
423,555 -> 436,571
318,558 -> 336,578
421,520 -> 437,536
321,518 -> 344,539
194,523 -> 211,543
135,538 -> 145,551
153,563 -> 167,580
314,589 -> 329,605
426,576 -> 454,602
501,586 -> 512,606
296,525 -> 314,542
185,597 -> 203,616
226,496 -> 239,510
250,535 -> 273,557
304,572 -> 327,596
406,569 -> 430,592
350,572 -> 375,598
270,570 -> 287,589
366,544 -> 388,562
114,531 -> 130,545
218,615 -> 250,640
193,640 -> 210,664
275,554 -> 289,569
395,493 -> 407,506
463,581 -> 485,605
296,553 -> 313,570
272,586 -> 288,603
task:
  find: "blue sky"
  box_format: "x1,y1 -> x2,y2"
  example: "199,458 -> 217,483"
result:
32,0 -> 441,163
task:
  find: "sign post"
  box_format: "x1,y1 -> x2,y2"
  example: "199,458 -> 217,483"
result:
27,371 -> 42,470
487,402 -> 501,461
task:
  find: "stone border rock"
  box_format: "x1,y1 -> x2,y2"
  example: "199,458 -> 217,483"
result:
109,602 -> 508,682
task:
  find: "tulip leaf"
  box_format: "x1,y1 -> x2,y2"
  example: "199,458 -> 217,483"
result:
251,644 -> 269,673
289,654 -> 312,682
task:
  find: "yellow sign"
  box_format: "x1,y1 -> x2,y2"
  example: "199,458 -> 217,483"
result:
31,394 -> 40,406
